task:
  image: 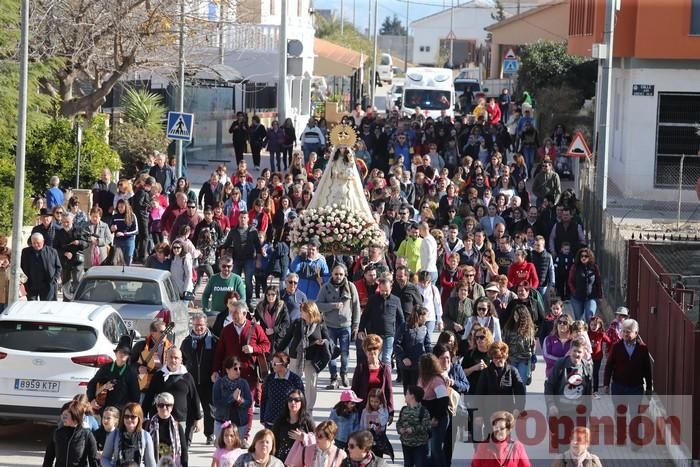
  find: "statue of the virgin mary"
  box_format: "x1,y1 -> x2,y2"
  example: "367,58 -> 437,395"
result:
307,125 -> 374,220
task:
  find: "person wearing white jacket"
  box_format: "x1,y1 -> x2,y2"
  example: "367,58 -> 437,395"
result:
299,118 -> 326,161
417,270 -> 443,339
170,240 -> 193,299
418,222 -> 438,284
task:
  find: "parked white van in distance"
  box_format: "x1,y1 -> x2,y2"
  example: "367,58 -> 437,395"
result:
378,53 -> 394,84
401,67 -> 455,119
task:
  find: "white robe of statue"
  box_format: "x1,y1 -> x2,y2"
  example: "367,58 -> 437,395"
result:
307,148 -> 374,220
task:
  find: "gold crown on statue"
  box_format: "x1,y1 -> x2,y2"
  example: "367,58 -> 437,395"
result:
329,124 -> 358,148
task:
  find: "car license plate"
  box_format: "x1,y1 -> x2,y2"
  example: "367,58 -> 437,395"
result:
14,379 -> 60,392
123,320 -> 134,329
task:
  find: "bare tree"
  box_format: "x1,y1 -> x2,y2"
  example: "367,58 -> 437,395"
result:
30,0 -> 242,118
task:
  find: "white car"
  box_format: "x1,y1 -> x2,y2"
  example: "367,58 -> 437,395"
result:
0,301 -> 130,422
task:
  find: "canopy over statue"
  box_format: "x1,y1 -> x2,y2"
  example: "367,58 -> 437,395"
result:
289,124 -> 385,254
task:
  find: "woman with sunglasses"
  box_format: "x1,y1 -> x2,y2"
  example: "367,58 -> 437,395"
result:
101,402 -> 156,467
285,420 -> 347,467
543,314 -> 573,379
341,430 -> 387,467
567,247 -> 602,322
148,392 -> 187,466
463,296 -> 502,343
260,352 -> 304,429
169,240 -> 193,300
213,356 -> 253,441
271,389 -> 315,462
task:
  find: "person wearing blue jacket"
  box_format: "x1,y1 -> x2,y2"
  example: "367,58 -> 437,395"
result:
289,239 -> 329,300
394,307 -> 432,393
212,356 -> 252,441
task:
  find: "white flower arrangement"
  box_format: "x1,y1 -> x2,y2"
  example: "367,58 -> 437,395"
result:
289,204 -> 386,254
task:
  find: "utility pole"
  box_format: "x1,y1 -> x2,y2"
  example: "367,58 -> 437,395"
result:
368,0 -> 372,37
449,0 -> 455,68
370,0 -> 379,106
404,0 -> 409,72
176,0 -> 185,179
277,0 -> 288,122
218,1 -> 226,65
10,0 -> 29,304
340,0 -> 344,35
353,0 -> 356,29
598,0 -> 617,210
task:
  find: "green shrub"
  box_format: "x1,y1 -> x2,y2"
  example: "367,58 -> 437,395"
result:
26,114 -> 121,195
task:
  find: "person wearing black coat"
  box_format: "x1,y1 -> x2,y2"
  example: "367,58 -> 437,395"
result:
87,336 -> 140,413
503,283 -> 545,327
129,180 -> 153,263
198,173 -> 224,210
21,233 -> 62,301
359,278 -> 404,364
394,307 -> 432,393
229,112 -> 249,165
473,341 -> 526,436
276,302 -> 332,412
391,266 -> 423,321
254,289 -> 291,353
53,213 -> 91,296
248,116 -> 267,169
180,313 -> 219,444
43,401 -> 98,467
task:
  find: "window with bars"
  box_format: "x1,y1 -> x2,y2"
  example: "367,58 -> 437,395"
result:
569,0 -> 595,36
655,93 -> 700,187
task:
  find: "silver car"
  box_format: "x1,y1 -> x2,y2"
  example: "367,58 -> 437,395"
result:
73,266 -> 189,345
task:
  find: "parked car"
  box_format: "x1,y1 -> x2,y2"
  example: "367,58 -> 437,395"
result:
73,266 -> 189,345
454,77 -> 486,113
0,301 -> 131,422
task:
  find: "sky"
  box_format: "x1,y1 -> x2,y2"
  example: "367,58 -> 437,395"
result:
312,0 -> 450,35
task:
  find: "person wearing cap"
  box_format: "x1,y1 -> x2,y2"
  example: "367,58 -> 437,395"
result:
330,390 -> 363,450
605,306 -> 629,357
30,207 -> 58,246
290,239 -> 329,300
87,335 -> 140,413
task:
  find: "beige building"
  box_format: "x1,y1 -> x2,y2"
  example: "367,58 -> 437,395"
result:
485,0 -> 570,78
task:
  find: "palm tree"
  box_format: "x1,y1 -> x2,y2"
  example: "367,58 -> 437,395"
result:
121,87 -> 166,131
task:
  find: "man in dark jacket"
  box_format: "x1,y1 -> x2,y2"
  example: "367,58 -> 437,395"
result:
229,111 -> 249,165
170,201 -> 202,240
53,213 -> 90,296
529,235 -> 555,304
180,313 -> 219,445
359,276 -> 404,364
143,347 -> 204,436
392,265 -> 423,321
148,151 -> 175,195
221,211 -> 261,306
31,208 -> 58,246
21,233 -> 62,301
130,177 -> 153,263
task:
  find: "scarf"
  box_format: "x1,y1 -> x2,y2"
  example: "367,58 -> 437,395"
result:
149,416 -> 181,464
160,363 -> 188,382
348,452 -> 375,467
567,449 -> 589,467
294,321 -> 317,372
189,328 -> 214,351
331,276 -> 351,300
118,430 -> 142,465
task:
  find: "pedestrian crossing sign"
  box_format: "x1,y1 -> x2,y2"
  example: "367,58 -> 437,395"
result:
502,58 -> 519,75
166,111 -> 194,141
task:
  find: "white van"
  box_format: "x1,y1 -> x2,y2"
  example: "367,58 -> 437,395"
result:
378,53 -> 394,84
401,67 -> 455,119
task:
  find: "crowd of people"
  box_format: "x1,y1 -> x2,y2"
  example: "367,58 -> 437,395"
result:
36,98 -> 656,467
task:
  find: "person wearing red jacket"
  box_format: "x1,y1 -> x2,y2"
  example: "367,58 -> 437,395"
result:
587,315 -> 611,397
487,97 -> 502,125
353,265 -> 378,314
507,249 -> 539,290
211,301 -> 270,438
160,192 -> 188,239
439,252 -> 463,305
472,410 -> 532,467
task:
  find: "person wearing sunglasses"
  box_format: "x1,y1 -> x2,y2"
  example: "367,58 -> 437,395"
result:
271,389 -> 315,462
147,391 -> 188,466
567,247 -> 602,323
101,402 -> 156,467
213,356 -> 252,442
254,286 -> 291,358
259,352 -> 304,429
345,430 -> 387,467
201,255 -> 247,320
